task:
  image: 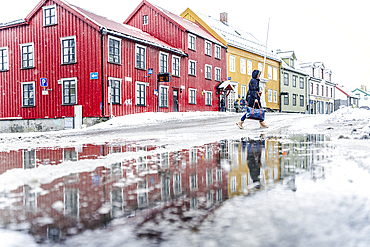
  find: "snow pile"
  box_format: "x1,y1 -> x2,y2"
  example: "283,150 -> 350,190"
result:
325,106 -> 370,123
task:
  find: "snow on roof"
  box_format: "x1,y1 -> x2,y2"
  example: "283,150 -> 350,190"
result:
336,84 -> 359,98
352,88 -> 370,96
153,5 -> 224,47
193,11 -> 280,62
276,50 -> 295,59
70,4 -> 184,55
280,59 -> 307,75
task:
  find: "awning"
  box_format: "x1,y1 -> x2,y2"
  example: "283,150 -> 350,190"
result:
216,80 -> 237,91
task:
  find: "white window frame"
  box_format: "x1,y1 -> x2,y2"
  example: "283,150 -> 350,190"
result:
273,90 -> 277,103
205,41 -> 212,56
205,91 -> 212,106
135,81 -> 147,106
215,67 -> 221,82
268,65 -> 272,80
143,15 -> 148,25
60,36 -> 77,65
258,62 -> 263,72
135,44 -> 146,70
188,33 -> 196,50
240,58 -> 246,74
268,89 -> 272,102
159,51 -> 168,73
241,85 -> 246,99
247,59 -> 253,75
61,77 -> 77,105
229,55 -> 235,72
108,77 -> 122,104
172,55 -> 180,77
230,176 -> 236,193
43,4 -> 57,26
20,42 -> 35,69
159,85 -> 169,107
188,60 -> 197,76
0,47 -> 9,71
215,45 -> 221,59
21,81 -> 35,107
273,67 -> 277,81
108,36 -> 121,64
190,174 -> 198,190
205,64 -> 212,80
189,88 -> 197,104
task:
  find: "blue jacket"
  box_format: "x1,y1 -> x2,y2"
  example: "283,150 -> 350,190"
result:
246,70 -> 261,108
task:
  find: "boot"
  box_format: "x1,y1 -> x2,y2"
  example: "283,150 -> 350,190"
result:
236,121 -> 244,129
260,121 -> 269,128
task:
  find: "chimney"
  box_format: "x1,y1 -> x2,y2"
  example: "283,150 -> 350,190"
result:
220,12 -> 228,25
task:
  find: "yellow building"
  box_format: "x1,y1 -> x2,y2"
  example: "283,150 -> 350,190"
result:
181,9 -> 281,111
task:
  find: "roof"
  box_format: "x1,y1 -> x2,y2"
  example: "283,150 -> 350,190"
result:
191,11 -> 281,62
336,84 -> 359,98
276,50 -> 296,60
280,60 -> 308,76
352,88 -> 370,96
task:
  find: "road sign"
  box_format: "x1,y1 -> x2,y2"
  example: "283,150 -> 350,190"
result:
90,72 -> 98,80
148,68 -> 153,75
40,78 -> 47,87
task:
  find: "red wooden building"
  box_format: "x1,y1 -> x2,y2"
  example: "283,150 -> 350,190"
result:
0,0 -> 227,132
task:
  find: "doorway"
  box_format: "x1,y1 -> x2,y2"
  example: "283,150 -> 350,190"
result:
173,89 -> 179,112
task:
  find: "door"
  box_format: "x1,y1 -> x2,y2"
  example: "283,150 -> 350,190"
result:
173,89 -> 179,112
74,105 -> 82,129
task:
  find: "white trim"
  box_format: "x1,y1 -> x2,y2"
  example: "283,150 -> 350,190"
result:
20,81 -> 35,107
135,43 -> 146,70
20,42 -> 35,69
0,46 -> 9,71
159,85 -> 169,107
229,55 -> 235,72
273,67 -> 278,81
205,90 -> 212,106
189,88 -> 197,104
159,51 -> 169,73
188,33 -> 196,51
247,59 -> 253,75
60,77 -> 78,105
215,44 -> 221,59
42,4 -> 57,26
135,81 -> 147,106
215,67 -> 221,81
240,57 -> 246,74
107,35 -> 121,64
205,40 -> 212,56
172,55 -> 180,77
188,59 -> 197,76
60,36 -> 77,64
108,77 -> 122,104
205,64 -> 212,80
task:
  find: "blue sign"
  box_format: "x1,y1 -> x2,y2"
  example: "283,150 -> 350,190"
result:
40,78 -> 47,87
228,77 -> 231,80
148,68 -> 153,75
90,72 -> 98,80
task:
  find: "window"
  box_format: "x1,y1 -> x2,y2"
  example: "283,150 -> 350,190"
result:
21,82 -> 35,107
135,82 -> 146,106
0,47 -> 8,71
316,84 -> 319,95
215,67 -> 221,81
293,75 -> 297,87
321,85 -> 324,96
330,88 -> 333,98
247,60 -> 252,75
190,174 -> 197,190
284,94 -> 289,105
216,188 -> 222,202
108,78 -> 121,104
215,45 -> 221,59
273,67 -> 277,81
268,65 -> 272,79
23,150 -> 36,169
216,169 -> 222,182
241,85 -> 246,99
273,90 -> 277,103
20,43 -> 34,69
300,77 -> 304,89
108,36 -> 121,64
189,88 -> 196,104
258,62 -> 263,72
205,64 -> 212,79
293,94 -> 297,106
230,176 -> 236,193
240,58 -> 246,74
160,86 -> 169,107
61,36 -> 76,64
62,78 -> 77,105
159,52 -> 168,73
290,58 -> 294,67
321,69 -> 324,79
300,95 -> 304,106
189,60 -> 196,76
268,89 -> 272,102
229,55 -> 235,72
205,41 -> 211,56
172,55 -> 180,77
135,44 -> 146,69
206,170 -> 213,186
205,91 -> 212,106
326,86 -> 328,97
312,68 -> 315,77
311,83 -> 313,94
188,34 -> 196,50
173,174 -> 181,195
284,73 -> 289,86
143,15 -> 148,25
43,5 -> 57,26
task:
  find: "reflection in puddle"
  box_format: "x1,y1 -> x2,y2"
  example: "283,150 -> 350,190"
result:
0,134 -> 333,244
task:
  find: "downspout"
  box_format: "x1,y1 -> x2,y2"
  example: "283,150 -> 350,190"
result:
101,27 -> 106,117
279,65 -> 282,112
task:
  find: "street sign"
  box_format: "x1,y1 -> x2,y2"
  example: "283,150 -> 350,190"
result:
157,72 -> 171,82
228,77 -> 231,80
90,72 -> 98,80
40,78 -> 47,87
148,68 -> 153,75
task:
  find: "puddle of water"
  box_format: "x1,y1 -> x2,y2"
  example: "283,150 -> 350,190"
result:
0,134 -> 333,244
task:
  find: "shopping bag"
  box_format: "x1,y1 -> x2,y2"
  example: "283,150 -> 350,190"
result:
245,101 -> 265,121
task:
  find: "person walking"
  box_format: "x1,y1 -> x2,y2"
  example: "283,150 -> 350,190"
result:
234,99 -> 240,113
220,97 -> 226,112
236,70 -> 268,129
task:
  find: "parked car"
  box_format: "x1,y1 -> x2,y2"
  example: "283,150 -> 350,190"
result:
360,106 -> 370,110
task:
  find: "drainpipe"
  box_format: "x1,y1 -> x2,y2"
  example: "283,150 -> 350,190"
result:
100,27 -> 107,117
279,65 -> 282,112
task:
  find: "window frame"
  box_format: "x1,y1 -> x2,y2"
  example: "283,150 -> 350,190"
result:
284,73 -> 289,86
247,59 -> 253,76
205,41 -> 212,56
205,64 -> 212,80
189,88 -> 196,104
284,94 -> 289,105
300,95 -> 304,107
215,45 -> 221,59
43,4 -> 57,26
293,94 -> 297,106
143,15 -> 148,25
240,58 -> 246,74
300,77 -> 304,89
135,44 -> 146,70
292,75 -> 297,87
0,47 -> 8,71
20,43 -> 35,69
172,55 -> 180,77
159,85 -> 169,108
60,36 -> 76,65
268,65 -> 272,79
61,77 -> 77,105
135,81 -> 147,106
229,55 -> 235,72
205,91 -> 212,106
273,90 -> 278,103
268,89 -> 272,102
215,67 -> 221,82
188,34 -> 196,51
108,36 -> 121,64
21,81 -> 35,107
108,77 -> 122,104
159,52 -> 168,73
189,60 -> 197,76
273,67 -> 277,81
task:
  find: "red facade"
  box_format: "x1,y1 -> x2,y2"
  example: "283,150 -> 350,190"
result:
0,0 -> 227,124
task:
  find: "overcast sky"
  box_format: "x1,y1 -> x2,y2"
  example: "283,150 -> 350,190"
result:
1,0 -> 369,90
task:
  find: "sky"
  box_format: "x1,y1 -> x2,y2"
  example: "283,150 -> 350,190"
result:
1,0 -> 369,90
